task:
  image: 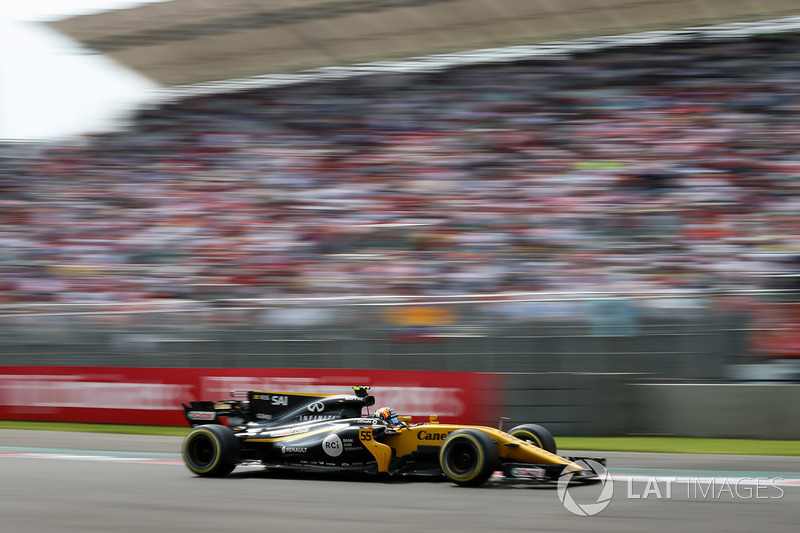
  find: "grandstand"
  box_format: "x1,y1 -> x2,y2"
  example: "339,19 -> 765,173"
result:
47,0 -> 800,87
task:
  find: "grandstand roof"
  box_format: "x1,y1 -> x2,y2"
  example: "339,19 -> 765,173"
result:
47,0 -> 800,87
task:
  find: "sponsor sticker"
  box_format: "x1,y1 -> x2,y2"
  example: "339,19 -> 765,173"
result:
322,434 -> 343,457
280,446 -> 308,454
511,466 -> 546,478
296,414 -> 337,422
307,402 -> 325,413
268,426 -> 308,437
187,411 -> 216,421
416,430 -> 450,441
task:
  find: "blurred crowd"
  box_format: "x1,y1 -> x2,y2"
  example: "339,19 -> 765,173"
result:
3,35 -> 800,310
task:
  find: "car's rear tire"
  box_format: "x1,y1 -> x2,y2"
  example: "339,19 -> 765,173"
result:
439,429 -> 498,487
182,424 -> 240,477
507,424 -> 557,454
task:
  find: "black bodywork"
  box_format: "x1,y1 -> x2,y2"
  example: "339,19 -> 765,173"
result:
183,388 -> 427,473
182,386 -> 605,484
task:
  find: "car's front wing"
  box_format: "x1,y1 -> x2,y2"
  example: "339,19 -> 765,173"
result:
500,456 -> 607,482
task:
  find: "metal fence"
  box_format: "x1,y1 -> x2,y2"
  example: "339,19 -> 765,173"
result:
0,291 -> 758,379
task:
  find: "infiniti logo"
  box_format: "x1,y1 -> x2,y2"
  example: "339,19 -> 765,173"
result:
307,402 -> 325,413
557,459 -> 613,516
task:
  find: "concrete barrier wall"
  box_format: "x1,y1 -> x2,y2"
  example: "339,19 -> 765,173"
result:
498,376 -> 800,440
625,383 -> 800,440
498,372 -> 631,436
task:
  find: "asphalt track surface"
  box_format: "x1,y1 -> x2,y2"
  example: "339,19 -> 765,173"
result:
1,430 -> 799,533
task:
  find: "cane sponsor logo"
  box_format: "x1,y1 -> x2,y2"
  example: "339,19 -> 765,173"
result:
417,430 -> 450,441
322,434 -> 343,457
557,459 -> 613,517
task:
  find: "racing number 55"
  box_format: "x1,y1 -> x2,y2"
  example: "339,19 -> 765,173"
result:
358,426 -> 391,473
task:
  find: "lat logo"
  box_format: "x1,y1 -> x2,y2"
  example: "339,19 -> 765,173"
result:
557,459 -> 613,516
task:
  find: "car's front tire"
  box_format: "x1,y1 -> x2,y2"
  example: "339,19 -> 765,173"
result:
507,424 -> 557,454
182,424 -> 240,477
439,429 -> 498,487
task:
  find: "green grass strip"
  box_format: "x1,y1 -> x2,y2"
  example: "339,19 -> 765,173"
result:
558,436 -> 800,456
0,420 -> 189,437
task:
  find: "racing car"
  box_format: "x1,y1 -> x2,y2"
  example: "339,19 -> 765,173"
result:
181,386 -> 603,486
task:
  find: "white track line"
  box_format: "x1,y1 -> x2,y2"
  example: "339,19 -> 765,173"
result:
4,453 -> 799,486
0,451 -> 183,464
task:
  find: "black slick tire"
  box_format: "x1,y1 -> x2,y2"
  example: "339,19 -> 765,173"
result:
182,424 -> 240,477
439,429 -> 498,487
507,424 -> 557,454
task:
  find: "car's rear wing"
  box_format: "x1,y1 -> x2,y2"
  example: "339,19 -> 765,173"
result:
182,386 -> 375,428
182,399 -> 246,427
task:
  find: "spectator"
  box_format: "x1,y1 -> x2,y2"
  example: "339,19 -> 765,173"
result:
1,34 -> 800,315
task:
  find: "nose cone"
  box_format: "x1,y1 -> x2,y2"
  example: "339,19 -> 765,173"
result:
491,430 -> 584,473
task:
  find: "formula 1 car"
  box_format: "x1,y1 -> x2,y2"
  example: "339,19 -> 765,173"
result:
181,386 -> 603,486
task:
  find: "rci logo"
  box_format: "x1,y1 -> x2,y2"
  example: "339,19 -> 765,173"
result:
322,434 -> 343,457
557,459 -> 613,516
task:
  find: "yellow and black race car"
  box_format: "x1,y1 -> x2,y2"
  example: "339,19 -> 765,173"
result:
182,386 -> 603,486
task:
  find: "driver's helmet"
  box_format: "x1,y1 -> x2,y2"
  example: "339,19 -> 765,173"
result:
375,406 -> 400,426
